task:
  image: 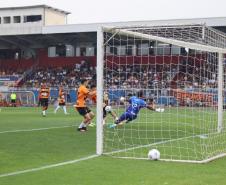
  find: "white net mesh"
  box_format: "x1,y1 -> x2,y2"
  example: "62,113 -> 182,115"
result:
0,91 -> 36,107
102,24 -> 226,162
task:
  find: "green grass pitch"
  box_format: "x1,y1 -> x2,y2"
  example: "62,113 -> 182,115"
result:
0,106 -> 226,185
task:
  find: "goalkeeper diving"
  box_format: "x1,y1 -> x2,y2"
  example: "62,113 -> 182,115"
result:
109,94 -> 164,128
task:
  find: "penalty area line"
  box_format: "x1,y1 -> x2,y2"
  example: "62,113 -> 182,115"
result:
0,125 -> 75,134
0,154 -> 99,178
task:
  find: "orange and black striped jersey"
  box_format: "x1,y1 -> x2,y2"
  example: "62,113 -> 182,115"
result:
89,93 -> 108,105
39,87 -> 50,99
90,94 -> 97,104
103,93 -> 109,105
58,89 -> 66,104
75,85 -> 89,107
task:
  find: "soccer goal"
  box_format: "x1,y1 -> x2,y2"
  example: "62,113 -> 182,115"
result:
0,91 -> 36,107
96,24 -> 226,163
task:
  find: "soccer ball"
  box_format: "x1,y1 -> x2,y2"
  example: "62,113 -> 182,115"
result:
120,96 -> 125,102
105,105 -> 112,112
155,108 -> 165,113
148,149 -> 160,160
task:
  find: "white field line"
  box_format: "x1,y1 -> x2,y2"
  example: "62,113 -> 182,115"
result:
0,112 -> 68,114
0,125 -> 75,134
104,132 -> 226,163
109,153 -> 226,164
0,154 -> 99,178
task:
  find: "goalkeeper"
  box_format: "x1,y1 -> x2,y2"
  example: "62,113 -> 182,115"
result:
109,94 -> 164,128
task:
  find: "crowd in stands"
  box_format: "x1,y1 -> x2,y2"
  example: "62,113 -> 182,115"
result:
1,59 -> 219,91
105,64 -> 177,90
24,62 -> 181,90
23,60 -> 96,88
178,59 -> 218,89
105,60 -> 218,91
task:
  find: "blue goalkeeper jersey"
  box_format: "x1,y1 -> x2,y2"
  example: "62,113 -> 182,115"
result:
126,96 -> 147,115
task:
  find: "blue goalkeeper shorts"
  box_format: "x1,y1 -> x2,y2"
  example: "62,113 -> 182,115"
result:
117,112 -> 137,123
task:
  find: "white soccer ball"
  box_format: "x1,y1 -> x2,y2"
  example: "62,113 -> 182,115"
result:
148,149 -> 160,160
105,105 -> 112,112
120,96 -> 125,102
160,108 -> 165,112
155,108 -> 165,113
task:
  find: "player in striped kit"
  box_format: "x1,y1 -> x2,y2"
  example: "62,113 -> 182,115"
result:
90,85 -> 118,125
39,83 -> 50,117
75,79 -> 96,132
54,86 -> 69,115
102,92 -> 118,125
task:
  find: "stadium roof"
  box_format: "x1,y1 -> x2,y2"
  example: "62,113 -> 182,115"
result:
43,17 -> 226,34
1,17 -> 226,49
0,5 -> 71,15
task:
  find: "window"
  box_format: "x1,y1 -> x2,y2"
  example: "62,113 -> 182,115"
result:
66,45 -> 74,57
0,49 -> 20,59
24,15 -> 42,23
117,46 -> 126,56
105,46 -> 110,55
126,45 -> 133,55
48,47 -> 56,57
80,47 -> 86,56
181,48 -> 189,55
156,42 -> 170,55
48,45 -> 69,57
3,17 -> 11,24
171,45 -> 181,55
76,47 -> 80,56
149,41 -> 155,55
86,47 -> 94,56
13,16 -> 21,23
56,45 -> 66,57
110,46 -> 117,55
138,43 -> 149,55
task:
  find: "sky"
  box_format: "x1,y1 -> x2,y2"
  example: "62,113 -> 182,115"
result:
1,0 -> 226,24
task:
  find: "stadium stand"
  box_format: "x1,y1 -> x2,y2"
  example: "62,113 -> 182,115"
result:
23,64 -> 96,88
0,55 -> 218,91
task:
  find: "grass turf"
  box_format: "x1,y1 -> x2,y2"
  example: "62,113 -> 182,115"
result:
0,106 -> 226,185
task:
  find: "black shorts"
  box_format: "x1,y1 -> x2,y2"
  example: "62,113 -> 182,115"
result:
59,102 -> 66,106
11,100 -> 16,103
103,106 -> 107,118
76,107 -> 91,116
40,98 -> 49,107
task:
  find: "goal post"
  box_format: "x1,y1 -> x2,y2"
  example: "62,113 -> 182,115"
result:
218,52 -> 224,133
96,26 -> 104,155
96,24 -> 226,163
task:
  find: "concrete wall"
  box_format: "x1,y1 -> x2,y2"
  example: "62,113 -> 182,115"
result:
0,7 -> 44,25
0,7 -> 43,35
0,23 -> 42,35
0,7 -> 67,35
44,8 -> 66,25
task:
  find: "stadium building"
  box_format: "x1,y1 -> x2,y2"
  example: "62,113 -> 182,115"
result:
0,5 -> 226,105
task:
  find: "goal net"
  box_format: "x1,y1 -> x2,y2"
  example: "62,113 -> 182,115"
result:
97,24 -> 226,163
0,91 -> 36,107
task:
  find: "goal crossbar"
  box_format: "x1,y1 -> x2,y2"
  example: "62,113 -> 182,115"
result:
103,27 -> 226,54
